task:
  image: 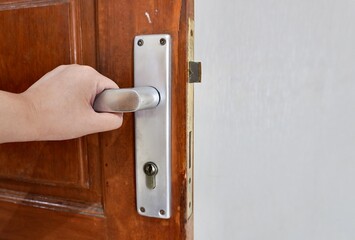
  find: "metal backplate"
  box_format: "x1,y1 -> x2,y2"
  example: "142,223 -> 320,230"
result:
134,34 -> 171,219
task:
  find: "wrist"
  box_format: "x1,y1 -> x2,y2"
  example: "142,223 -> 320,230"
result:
0,91 -> 39,143
18,91 -> 41,142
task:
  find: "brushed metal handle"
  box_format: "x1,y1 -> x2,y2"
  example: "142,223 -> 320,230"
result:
94,34 -> 171,219
93,86 -> 160,113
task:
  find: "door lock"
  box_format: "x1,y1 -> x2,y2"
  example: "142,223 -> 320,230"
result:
93,34 -> 172,219
143,162 -> 158,189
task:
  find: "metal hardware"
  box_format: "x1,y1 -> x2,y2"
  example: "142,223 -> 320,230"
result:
186,18 -> 195,220
135,34 -> 171,219
137,39 -> 144,46
93,87 -> 160,113
143,162 -> 158,189
188,61 -> 202,83
160,38 -> 166,45
92,34 -> 171,219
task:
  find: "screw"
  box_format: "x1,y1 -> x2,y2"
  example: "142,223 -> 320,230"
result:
137,39 -> 144,46
159,209 -> 165,215
140,207 -> 145,212
160,38 -> 166,45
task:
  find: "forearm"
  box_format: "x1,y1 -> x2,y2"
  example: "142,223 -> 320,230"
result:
0,91 -> 38,143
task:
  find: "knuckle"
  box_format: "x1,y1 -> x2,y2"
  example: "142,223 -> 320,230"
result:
81,65 -> 96,72
54,65 -> 67,70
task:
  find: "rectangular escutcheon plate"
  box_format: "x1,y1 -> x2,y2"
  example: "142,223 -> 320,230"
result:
134,34 -> 171,219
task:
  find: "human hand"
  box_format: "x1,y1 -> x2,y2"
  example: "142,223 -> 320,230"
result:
22,64 -> 123,141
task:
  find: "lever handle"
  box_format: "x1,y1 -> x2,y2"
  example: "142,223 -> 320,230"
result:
93,86 -> 160,113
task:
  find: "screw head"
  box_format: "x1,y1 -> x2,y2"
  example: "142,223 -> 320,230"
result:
140,207 -> 145,213
143,162 -> 158,176
160,38 -> 166,45
137,39 -> 144,46
159,209 -> 165,215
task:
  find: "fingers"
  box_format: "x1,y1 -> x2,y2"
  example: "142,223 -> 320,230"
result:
95,75 -> 119,95
90,112 -> 123,132
44,64 -> 119,95
23,64 -> 124,140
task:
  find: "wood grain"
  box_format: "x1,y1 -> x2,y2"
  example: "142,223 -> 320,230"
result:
0,0 -> 102,205
0,188 -> 104,217
0,140 -> 89,188
0,200 -> 105,239
0,0 -> 104,234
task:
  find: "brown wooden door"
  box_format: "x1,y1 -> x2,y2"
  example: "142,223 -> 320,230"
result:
0,0 -> 194,239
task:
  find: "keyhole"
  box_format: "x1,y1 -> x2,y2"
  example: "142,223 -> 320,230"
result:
143,162 -> 158,189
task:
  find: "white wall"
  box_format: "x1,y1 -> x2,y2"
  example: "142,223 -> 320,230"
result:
194,1 -> 355,239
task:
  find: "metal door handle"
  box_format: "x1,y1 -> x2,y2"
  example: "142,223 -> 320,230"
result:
93,86 -> 160,113
92,34 -> 172,219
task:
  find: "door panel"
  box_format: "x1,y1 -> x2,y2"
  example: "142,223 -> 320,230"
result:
0,0 -> 101,205
0,1 -> 73,89
0,0 -> 194,239
0,201 -> 105,239
0,141 -> 89,188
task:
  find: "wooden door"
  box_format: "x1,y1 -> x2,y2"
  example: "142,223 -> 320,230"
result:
0,0 -> 194,239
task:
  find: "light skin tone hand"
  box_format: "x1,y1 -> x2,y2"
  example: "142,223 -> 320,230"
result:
0,64 -> 123,143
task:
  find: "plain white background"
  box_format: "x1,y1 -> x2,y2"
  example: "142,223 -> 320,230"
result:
194,0 -> 355,239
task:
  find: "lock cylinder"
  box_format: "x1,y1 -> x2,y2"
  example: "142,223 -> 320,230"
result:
143,162 -> 158,189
